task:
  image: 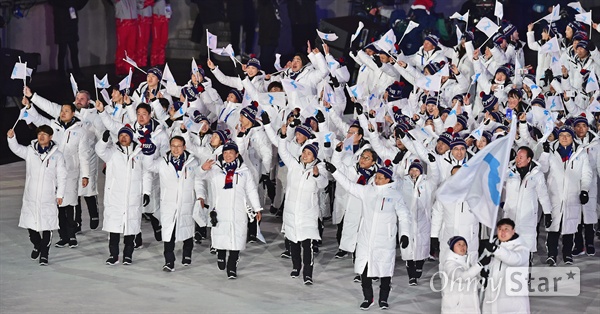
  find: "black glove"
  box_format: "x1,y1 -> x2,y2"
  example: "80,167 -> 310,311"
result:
580,191 -> 589,204
428,153 -> 436,163
400,235 -> 409,249
479,254 -> 492,266
143,194 -> 150,207
261,111 -> 270,125
392,150 -> 406,164
330,76 -> 340,88
315,110 -> 325,123
480,268 -> 490,278
335,143 -> 343,152
355,103 -> 363,115
259,174 -> 270,185
431,237 -> 439,252
324,161 -> 337,173
289,118 -> 301,128
544,214 -> 553,228
210,211 -> 218,227
543,141 -> 550,153
588,40 -> 596,51
485,241 -> 498,253
102,130 -> 110,142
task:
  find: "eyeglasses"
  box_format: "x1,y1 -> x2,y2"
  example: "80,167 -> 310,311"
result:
360,155 -> 372,161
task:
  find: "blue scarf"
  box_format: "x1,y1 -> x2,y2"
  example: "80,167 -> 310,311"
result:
557,145 -> 573,162
356,167 -> 374,185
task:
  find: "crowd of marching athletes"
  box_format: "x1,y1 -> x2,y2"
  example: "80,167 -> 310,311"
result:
6,3 -> 600,312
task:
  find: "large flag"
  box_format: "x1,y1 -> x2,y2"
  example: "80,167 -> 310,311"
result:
94,74 -> 109,89
494,0 -> 503,20
586,69 -> 599,93
350,21 -> 365,44
416,73 -> 442,92
476,17 -> 500,38
316,29 -> 338,42
206,30 -> 217,50
69,73 -> 79,98
436,119 -> 517,228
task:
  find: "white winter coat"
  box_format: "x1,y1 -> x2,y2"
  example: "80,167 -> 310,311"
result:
27,107 -> 92,206
400,167 -> 439,261
431,199 -> 480,268
539,142 -> 592,234
96,140 -> 151,235
502,162 -> 552,252
278,138 -> 328,243
482,236 -> 530,314
332,171 -> 410,278
200,157 -> 262,250
441,251 -> 483,314
8,138 -> 66,231
144,152 -> 203,242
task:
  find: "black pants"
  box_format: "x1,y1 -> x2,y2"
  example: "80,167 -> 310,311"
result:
109,233 -> 135,259
57,205 -> 76,241
58,42 -> 80,74
336,218 -> 344,246
28,229 -> 51,259
284,238 -> 291,252
75,196 -> 99,228
574,223 -> 595,250
406,260 -> 425,279
217,249 -> 240,274
163,226 -> 193,264
361,263 -> 392,302
135,213 -> 162,245
547,218 -> 574,260
290,238 -> 313,278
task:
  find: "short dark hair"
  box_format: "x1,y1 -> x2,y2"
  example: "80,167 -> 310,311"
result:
496,218 -> 515,229
36,124 -> 54,136
350,125 -> 364,137
517,146 -> 534,159
267,81 -> 283,92
170,136 -> 186,146
136,103 -> 152,115
62,103 -> 77,113
361,148 -> 378,164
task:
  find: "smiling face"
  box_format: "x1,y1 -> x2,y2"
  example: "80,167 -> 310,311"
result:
170,138 -> 185,157
452,240 -> 467,256
497,224 -> 515,242
515,149 -> 531,168
301,148 -> 315,164
222,149 -> 238,163
246,65 -> 259,77
451,145 -> 466,161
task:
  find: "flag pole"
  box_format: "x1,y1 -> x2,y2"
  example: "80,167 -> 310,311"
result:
122,59 -> 147,75
477,37 -> 493,51
18,56 -> 26,88
12,112 -> 21,129
93,75 -> 99,101
206,29 -> 211,61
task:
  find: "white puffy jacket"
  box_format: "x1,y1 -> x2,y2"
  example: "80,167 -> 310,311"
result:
8,138 -> 66,231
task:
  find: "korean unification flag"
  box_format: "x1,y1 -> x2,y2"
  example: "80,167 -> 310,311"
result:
494,0 -> 503,20
374,29 -> 396,54
540,37 -> 560,54
18,107 -> 34,124
258,92 -> 286,109
316,29 -> 339,42
342,135 -> 355,155
470,123 -> 486,141
94,74 -> 109,89
206,30 -> 218,50
191,58 -> 200,78
345,83 -> 365,100
124,52 -> 137,68
436,119 -> 517,228
350,21 -> 364,44
543,4 -> 561,22
274,54 -> 283,71
119,68 -> 133,92
476,17 -> 500,38
416,73 -> 442,92
11,62 -> 28,80
575,12 -> 592,25
70,73 -> 79,98
450,11 -> 469,23
586,69 -> 599,94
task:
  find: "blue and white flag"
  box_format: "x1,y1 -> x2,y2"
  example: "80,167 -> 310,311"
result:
374,29 -> 396,54
17,107 -> 34,124
416,73 -> 442,92
342,135 -> 355,155
436,119 -> 517,228
476,17 -> 500,38
119,68 -> 132,92
575,12 -> 592,25
586,69 -> 599,93
350,21 -> 364,44
94,74 -> 109,89
316,29 -> 339,42
11,62 -> 28,81
206,30 -> 218,50
258,92 -> 286,109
